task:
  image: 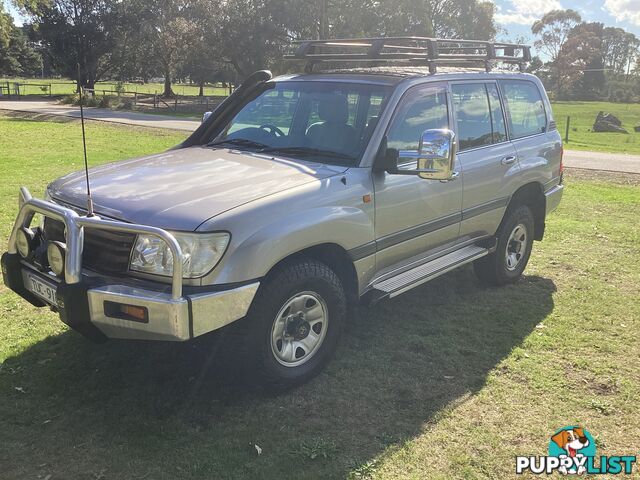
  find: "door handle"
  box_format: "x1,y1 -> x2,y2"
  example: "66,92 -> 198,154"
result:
440,171 -> 460,183
501,155 -> 517,166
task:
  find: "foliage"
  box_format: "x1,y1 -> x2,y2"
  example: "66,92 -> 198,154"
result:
531,9 -> 640,102
0,3 -> 12,49
532,9 -> 582,62
5,0 -> 498,96
0,12 -> 42,77
15,0 -> 119,89
602,27 -> 640,75
5,0 -> 640,102
556,22 -> 604,99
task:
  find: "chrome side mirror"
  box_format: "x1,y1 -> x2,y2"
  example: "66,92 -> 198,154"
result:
202,111 -> 213,123
416,129 -> 456,180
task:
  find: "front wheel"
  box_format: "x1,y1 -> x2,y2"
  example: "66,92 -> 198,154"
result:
245,259 -> 346,389
473,204 -> 535,286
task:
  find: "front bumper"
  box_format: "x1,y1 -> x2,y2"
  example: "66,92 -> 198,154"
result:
2,188 -> 259,342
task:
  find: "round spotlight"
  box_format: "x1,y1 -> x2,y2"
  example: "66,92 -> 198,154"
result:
16,228 -> 34,258
47,241 -> 66,277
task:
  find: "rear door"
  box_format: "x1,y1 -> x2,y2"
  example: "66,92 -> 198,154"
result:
450,81 -> 520,239
499,79 -> 561,184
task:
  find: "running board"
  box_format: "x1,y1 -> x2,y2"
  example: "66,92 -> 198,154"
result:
372,245 -> 489,298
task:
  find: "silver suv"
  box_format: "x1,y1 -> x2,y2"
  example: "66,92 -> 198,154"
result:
2,38 -> 564,388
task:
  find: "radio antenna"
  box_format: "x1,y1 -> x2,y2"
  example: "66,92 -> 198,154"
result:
77,62 -> 94,217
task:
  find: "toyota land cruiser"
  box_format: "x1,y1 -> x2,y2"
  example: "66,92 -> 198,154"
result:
2,38 -> 564,388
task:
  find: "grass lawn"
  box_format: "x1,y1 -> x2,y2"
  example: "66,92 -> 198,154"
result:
0,112 -> 187,247
552,101 -> 640,155
1,77 -> 231,97
1,114 -> 639,479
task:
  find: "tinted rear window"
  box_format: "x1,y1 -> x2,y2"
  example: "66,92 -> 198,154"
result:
451,83 -> 493,151
500,80 -> 547,139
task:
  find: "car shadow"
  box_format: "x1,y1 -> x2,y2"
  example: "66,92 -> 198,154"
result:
0,266 -> 555,479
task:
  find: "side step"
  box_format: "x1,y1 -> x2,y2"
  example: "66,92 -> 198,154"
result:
372,245 -> 489,298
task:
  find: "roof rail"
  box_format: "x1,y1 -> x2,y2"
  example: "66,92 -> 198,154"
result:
284,37 -> 532,74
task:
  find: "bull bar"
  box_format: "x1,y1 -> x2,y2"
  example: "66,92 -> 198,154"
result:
3,187 -> 259,341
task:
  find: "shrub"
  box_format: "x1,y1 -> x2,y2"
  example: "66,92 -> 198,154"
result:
114,81 -> 126,95
60,93 -> 79,104
98,95 -> 118,108
82,95 -> 101,107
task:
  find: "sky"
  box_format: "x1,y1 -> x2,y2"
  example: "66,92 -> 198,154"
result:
492,0 -> 640,42
4,0 -> 640,48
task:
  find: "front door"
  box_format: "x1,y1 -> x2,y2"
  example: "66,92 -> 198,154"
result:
372,83 -> 463,272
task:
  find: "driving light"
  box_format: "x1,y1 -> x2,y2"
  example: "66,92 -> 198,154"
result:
47,241 -> 66,277
16,227 -> 35,258
130,232 -> 230,278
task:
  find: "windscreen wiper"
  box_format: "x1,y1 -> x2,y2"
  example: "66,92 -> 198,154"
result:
258,146 -> 356,161
208,138 -> 269,149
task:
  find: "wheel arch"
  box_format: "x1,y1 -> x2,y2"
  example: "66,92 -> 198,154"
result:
504,182 -> 546,241
263,243 -> 359,307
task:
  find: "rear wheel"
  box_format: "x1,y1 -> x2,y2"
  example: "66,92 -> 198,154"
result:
474,204 -> 535,286
245,258 -> 346,389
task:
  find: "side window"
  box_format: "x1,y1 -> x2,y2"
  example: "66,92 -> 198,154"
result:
501,80 -> 547,139
451,83 -> 493,151
486,84 -> 507,143
386,87 -> 449,153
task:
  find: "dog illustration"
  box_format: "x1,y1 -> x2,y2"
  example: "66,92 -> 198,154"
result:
551,427 -> 590,474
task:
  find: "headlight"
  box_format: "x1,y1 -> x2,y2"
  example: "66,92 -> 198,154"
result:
130,232 -> 230,278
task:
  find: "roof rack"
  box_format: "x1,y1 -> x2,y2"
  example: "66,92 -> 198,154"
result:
284,37 -> 532,74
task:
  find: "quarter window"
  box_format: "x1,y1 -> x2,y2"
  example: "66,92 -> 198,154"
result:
500,80 -> 547,139
451,83 -> 493,151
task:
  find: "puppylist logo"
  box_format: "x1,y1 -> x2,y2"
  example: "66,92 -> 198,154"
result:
516,426 -> 636,475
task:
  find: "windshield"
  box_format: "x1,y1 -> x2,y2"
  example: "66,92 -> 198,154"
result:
209,81 -> 393,166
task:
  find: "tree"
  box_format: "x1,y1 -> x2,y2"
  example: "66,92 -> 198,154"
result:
556,22 -> 604,99
285,0 -> 497,40
119,0 -> 198,96
0,10 -> 42,77
602,27 -> 639,76
178,0 -> 234,95
15,0 -> 118,90
532,9 -> 582,63
532,9 -> 582,95
0,25 -> 43,76
0,4 -> 12,50
215,0 -> 289,77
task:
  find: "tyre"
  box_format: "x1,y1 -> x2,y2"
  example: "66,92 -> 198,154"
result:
244,258 -> 347,390
473,204 -> 535,286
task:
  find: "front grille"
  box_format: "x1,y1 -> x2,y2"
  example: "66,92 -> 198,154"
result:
43,217 -> 136,275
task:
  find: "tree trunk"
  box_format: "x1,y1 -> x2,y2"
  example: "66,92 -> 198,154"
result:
199,81 -> 204,97
163,70 -> 173,97
86,73 -> 96,93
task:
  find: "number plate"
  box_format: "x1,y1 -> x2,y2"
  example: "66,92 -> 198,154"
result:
22,271 -> 58,306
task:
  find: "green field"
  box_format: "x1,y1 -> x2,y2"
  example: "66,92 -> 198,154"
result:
552,101 -> 640,155
1,113 -> 639,479
0,77 -> 232,97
